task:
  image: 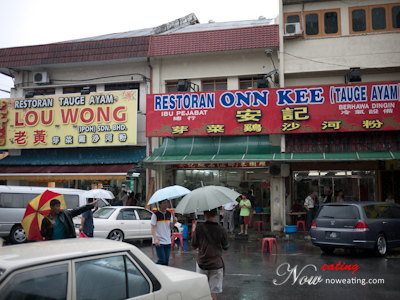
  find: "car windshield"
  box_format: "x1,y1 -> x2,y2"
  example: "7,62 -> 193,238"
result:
94,208 -> 116,219
317,205 -> 360,219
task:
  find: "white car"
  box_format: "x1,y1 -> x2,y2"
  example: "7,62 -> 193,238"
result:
74,206 -> 183,242
0,239 -> 212,300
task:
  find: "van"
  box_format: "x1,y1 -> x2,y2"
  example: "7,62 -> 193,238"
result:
0,185 -> 110,244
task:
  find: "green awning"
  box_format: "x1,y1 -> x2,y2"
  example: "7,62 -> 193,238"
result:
143,136 -> 400,165
144,136 -> 281,164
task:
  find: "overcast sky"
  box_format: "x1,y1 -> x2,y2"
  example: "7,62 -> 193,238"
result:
0,0 -> 279,98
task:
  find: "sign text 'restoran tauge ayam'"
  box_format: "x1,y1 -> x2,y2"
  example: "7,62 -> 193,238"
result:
0,90 -> 137,148
146,82 -> 400,137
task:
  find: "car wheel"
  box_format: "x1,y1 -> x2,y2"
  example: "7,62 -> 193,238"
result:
375,234 -> 387,256
10,225 -> 27,244
108,230 -> 124,242
320,246 -> 335,254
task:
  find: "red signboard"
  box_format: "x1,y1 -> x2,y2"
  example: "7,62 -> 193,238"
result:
146,82 -> 400,137
173,162 -> 270,169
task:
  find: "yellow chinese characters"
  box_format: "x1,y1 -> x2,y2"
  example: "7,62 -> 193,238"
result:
243,123 -> 262,133
281,107 -> 310,121
321,121 -> 342,130
207,124 -> 225,134
171,126 -> 189,135
282,122 -> 301,132
362,119 -> 383,129
236,109 -> 262,123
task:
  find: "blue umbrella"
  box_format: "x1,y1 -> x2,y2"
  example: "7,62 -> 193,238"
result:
148,185 -> 191,205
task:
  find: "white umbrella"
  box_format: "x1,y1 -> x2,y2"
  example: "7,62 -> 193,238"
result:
82,189 -> 115,199
148,185 -> 191,205
175,185 -> 240,214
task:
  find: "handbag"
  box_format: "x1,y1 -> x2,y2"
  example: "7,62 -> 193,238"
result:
79,231 -> 88,238
200,224 -> 226,276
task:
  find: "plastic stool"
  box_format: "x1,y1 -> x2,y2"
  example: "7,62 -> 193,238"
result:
253,221 -> 265,232
171,232 -> 183,250
261,238 -> 278,253
296,220 -> 306,232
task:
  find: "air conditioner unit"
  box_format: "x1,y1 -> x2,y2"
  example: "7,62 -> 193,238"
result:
269,164 -> 290,177
284,22 -> 302,36
33,72 -> 50,84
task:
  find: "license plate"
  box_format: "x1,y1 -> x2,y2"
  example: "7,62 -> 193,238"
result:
326,231 -> 340,239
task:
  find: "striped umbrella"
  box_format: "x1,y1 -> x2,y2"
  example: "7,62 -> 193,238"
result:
21,190 -> 67,241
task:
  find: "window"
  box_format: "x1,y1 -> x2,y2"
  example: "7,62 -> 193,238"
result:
0,193 -> 79,209
34,88 -> 55,95
318,205 -> 360,219
0,264 -> 68,300
304,9 -> 341,37
118,209 -> 137,220
166,81 -> 178,93
349,3 -> 400,34
63,85 -> 96,94
239,77 -> 262,89
136,208 -> 152,220
202,79 -> 227,91
75,255 -> 150,300
284,12 -> 303,31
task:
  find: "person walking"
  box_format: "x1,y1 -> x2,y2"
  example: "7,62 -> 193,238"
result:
41,198 -> 99,240
238,193 -> 251,236
79,199 -> 99,238
151,199 -> 177,266
304,192 -> 315,231
221,199 -> 238,234
247,190 -> 256,228
191,208 -> 229,300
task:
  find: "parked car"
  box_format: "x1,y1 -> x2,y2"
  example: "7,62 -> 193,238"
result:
0,185 -> 110,244
75,206 -> 183,242
310,201 -> 400,255
0,239 -> 212,300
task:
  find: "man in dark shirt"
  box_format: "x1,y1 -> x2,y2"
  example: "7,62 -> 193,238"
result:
41,198 -> 99,240
191,208 -> 229,300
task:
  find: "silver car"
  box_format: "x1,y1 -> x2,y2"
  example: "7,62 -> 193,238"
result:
310,201 -> 400,255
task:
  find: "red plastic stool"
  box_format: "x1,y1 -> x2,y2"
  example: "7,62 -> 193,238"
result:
296,220 -> 306,232
171,232 -> 183,250
261,238 -> 278,253
253,221 -> 265,232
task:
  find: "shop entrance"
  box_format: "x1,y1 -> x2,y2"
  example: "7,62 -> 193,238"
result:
293,170 -> 376,206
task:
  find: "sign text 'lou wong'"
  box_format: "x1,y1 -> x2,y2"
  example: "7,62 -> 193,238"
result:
0,90 -> 137,149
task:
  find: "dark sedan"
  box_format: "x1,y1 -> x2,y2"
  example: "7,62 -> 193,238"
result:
310,201 -> 400,255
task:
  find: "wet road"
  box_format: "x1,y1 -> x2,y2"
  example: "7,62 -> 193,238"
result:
133,234 -> 400,300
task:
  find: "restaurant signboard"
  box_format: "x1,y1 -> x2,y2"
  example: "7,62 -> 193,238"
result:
0,91 -> 137,149
146,82 -> 399,137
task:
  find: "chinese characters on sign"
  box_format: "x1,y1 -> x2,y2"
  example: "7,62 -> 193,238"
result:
173,161 -> 270,169
147,82 -> 400,137
0,91 -> 137,149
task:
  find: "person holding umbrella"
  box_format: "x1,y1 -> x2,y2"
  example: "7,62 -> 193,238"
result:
151,199 -> 178,266
41,198 -> 100,240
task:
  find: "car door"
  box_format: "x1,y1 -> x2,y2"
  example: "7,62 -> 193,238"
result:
73,254 -> 153,300
377,204 -> 397,245
0,263 -> 69,300
116,208 -> 141,239
380,204 -> 400,247
135,208 -> 153,238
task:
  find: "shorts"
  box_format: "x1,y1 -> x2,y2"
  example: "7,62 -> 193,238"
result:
196,263 -> 223,294
240,216 -> 250,225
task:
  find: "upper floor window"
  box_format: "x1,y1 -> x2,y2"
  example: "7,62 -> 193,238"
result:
239,77 -> 263,89
63,85 -> 96,94
349,3 -> 400,34
202,79 -> 227,91
284,9 -> 341,37
34,88 -> 55,95
304,9 -> 341,37
166,81 -> 178,93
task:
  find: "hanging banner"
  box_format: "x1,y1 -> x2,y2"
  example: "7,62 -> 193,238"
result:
146,81 -> 400,137
0,90 -> 137,149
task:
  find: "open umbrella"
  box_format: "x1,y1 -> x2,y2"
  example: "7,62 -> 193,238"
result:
148,185 -> 191,205
175,185 -> 240,214
21,190 -> 67,241
82,189 -> 114,200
